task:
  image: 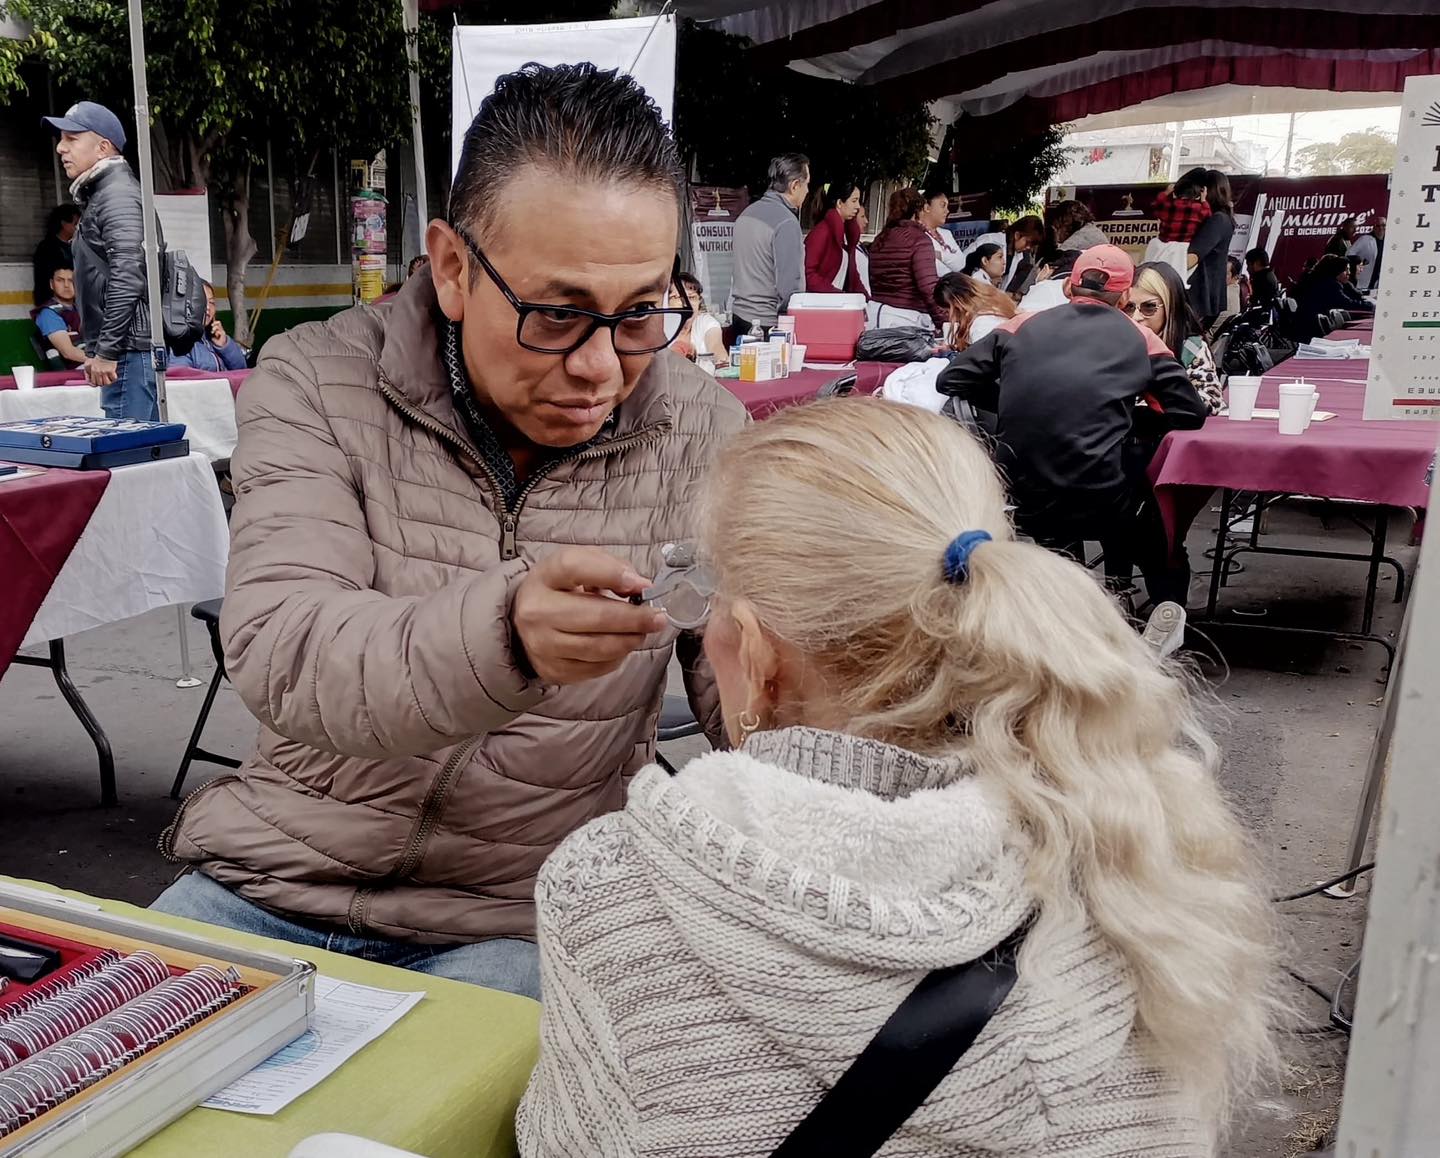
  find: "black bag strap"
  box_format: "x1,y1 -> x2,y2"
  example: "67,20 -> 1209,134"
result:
771,923 -> 1027,1158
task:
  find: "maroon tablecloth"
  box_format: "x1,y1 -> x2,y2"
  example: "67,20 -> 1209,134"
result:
720,364 -> 898,418
1150,351 -> 1437,549
0,366 -> 249,392
0,467 -> 111,678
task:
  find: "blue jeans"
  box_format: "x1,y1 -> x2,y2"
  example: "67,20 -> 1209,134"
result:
151,872 -> 540,1000
99,349 -> 158,421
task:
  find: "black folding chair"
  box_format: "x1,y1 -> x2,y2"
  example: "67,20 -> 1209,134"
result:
655,694 -> 703,776
170,599 -> 243,799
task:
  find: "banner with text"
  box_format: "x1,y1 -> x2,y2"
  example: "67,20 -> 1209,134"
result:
690,186 -> 749,316
450,16 -> 676,176
1051,175 -> 1386,285
1366,75 -> 1440,421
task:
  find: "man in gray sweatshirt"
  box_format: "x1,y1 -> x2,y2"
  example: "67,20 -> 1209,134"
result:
730,153 -> 809,334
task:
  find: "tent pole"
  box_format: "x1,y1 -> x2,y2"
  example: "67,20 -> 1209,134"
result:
404,0 -> 429,253
128,0 -> 199,689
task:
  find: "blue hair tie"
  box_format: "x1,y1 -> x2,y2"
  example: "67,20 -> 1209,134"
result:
942,530 -> 993,584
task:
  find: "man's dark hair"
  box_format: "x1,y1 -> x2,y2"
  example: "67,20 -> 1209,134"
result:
768,153 -> 810,194
449,62 -> 684,245
47,203 -> 81,234
1245,247 -> 1270,267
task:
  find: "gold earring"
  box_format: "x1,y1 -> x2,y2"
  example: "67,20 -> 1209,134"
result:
737,710 -> 762,740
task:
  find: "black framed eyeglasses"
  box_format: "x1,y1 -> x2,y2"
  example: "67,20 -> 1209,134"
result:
452,224 -> 694,356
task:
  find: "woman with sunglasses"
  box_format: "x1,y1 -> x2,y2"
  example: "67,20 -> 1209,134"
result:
1128,262 -> 1223,415
519,399 -> 1279,1157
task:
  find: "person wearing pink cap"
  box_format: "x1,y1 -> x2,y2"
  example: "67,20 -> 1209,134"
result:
936,244 -> 1207,604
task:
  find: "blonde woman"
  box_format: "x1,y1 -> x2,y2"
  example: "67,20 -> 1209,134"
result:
517,400 -> 1278,1158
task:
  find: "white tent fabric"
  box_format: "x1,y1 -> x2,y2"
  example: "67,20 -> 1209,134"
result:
1069,84 -> 1406,132
677,0 -> 1438,123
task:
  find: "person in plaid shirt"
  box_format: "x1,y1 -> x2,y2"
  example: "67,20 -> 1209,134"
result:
1150,168 -> 1212,244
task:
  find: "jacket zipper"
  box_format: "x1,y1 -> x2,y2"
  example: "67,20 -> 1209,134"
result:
376,371 -> 669,561
392,737 -> 484,881
346,735 -> 483,936
346,375 -> 670,937
158,773 -> 245,862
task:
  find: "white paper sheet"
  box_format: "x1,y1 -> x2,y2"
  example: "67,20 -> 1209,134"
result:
202,977 -> 425,1116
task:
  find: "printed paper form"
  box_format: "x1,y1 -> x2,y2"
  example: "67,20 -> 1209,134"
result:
203,977 -> 425,1115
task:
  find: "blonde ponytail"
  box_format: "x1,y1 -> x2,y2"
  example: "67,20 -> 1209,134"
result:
701,398 -> 1278,1122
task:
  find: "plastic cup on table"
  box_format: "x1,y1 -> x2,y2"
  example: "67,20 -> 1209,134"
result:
12,366 -> 35,391
1226,375 -> 1261,421
789,344 -> 807,373
1277,381 -> 1312,436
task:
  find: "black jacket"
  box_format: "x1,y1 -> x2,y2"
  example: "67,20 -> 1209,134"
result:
1249,266 -> 1282,308
937,299 -> 1207,503
1186,210 -> 1235,320
73,161 -> 151,360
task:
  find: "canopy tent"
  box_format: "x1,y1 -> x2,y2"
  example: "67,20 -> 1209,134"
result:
676,1 -> 1440,131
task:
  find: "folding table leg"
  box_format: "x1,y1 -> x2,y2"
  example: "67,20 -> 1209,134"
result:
1361,508 -> 1391,636
46,640 -> 117,807
1328,593 -> 1412,898
1207,489 -> 1233,618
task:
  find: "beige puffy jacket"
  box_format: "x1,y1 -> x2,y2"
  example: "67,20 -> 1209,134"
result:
161,275 -> 747,943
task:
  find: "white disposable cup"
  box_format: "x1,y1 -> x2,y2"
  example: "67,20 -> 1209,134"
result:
1227,375 -> 1261,421
12,366 -> 35,391
1304,391 -> 1320,429
789,344 -> 807,372
1278,382 -> 1312,435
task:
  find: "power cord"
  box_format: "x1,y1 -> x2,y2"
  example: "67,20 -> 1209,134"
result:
1275,865 -> 1375,1034
1287,960 -> 1359,1034
1272,862 -> 1376,902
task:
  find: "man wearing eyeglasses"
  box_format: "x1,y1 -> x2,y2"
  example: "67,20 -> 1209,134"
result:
155,63 -> 746,1000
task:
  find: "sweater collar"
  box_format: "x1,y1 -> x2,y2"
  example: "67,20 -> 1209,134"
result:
742,726 -> 968,800
625,726 -> 1033,966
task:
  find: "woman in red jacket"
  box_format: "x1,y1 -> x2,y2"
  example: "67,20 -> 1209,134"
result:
866,187 -> 945,329
803,178 -> 865,294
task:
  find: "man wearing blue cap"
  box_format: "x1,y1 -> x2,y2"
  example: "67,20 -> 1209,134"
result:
43,101 -> 158,421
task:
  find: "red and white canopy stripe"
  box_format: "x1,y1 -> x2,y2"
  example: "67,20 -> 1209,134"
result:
677,1 -> 1439,126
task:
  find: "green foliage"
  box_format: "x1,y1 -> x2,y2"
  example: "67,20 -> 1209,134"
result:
3,0 -> 413,186
930,120 -> 1072,214
1295,128 -> 1397,177
673,23 -> 934,193
1,0 -> 416,339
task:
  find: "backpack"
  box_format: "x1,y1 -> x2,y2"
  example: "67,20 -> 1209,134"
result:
160,247 -> 207,355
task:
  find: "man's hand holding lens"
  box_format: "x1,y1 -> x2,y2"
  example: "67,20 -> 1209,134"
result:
511,547 -> 668,686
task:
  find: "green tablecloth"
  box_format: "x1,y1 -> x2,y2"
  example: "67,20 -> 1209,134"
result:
4,879 -> 540,1158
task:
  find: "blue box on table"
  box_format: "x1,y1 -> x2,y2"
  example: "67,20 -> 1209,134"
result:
0,415 -> 188,470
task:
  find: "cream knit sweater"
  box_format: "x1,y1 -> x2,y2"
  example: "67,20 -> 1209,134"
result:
517,727 -> 1210,1156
